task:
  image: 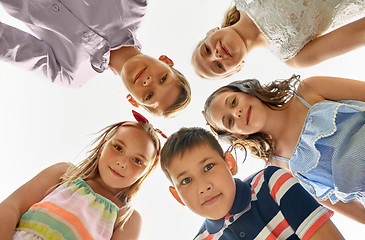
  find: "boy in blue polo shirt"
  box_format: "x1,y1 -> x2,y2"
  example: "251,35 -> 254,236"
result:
160,127 -> 344,239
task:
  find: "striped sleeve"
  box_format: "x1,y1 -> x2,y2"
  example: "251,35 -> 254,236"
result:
265,167 -> 333,239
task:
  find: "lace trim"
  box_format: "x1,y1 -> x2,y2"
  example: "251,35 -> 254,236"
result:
294,102 -> 365,201
74,178 -> 119,212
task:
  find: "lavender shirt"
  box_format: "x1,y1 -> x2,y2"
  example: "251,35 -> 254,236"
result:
0,0 -> 147,88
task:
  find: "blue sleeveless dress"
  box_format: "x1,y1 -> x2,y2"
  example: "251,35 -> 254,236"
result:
274,95 -> 365,205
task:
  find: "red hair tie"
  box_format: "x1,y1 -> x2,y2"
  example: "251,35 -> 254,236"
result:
132,110 -> 168,139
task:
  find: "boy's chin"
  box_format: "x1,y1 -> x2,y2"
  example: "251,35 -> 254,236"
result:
204,210 -> 230,221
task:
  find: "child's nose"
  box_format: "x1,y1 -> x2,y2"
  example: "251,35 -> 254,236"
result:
199,183 -> 212,194
116,159 -> 127,169
214,49 -> 223,59
143,76 -> 152,87
234,109 -> 242,118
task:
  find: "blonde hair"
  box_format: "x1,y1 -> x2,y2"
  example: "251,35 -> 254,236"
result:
222,6 -> 240,28
204,75 -> 300,164
142,66 -> 191,118
60,121 -> 161,228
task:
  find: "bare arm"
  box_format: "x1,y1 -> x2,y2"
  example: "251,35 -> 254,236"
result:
286,17 -> 365,68
297,76 -> 365,103
0,162 -> 69,240
111,210 -> 142,240
320,199 -> 365,224
309,219 -> 344,240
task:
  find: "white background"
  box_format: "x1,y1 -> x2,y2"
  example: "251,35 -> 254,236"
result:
1,0 -> 364,239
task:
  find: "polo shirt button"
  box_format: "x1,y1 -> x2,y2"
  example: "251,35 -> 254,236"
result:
52,4 -> 59,11
83,32 -> 89,38
239,232 -> 245,238
104,46 -> 110,51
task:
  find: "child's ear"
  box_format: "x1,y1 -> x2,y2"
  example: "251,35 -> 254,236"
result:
207,27 -> 220,36
126,94 -> 139,108
169,186 -> 185,206
224,152 -> 238,176
235,60 -> 245,73
159,55 -> 174,67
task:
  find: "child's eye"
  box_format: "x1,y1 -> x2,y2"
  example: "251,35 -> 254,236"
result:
228,118 -> 233,127
160,74 -> 167,83
114,145 -> 123,152
232,98 -> 236,107
145,92 -> 153,101
217,62 -> 224,70
205,45 -> 211,54
204,163 -> 214,172
133,158 -> 143,165
181,177 -> 192,185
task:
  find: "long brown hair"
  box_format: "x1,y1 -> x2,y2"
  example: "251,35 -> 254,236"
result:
204,75 -> 300,164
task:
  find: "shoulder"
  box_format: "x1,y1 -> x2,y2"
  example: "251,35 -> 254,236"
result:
296,77 -> 326,104
112,209 -> 142,240
32,162 -> 71,182
260,167 -> 300,203
127,209 -> 142,226
246,166 -> 286,183
122,209 -> 142,231
47,162 -> 71,174
263,166 -> 296,188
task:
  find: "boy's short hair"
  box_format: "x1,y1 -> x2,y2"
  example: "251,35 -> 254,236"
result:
142,67 -> 191,118
160,127 -> 224,183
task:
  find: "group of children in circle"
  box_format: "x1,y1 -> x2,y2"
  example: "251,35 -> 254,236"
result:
1,0 -> 364,239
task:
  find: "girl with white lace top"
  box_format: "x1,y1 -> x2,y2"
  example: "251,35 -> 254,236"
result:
192,0 -> 365,79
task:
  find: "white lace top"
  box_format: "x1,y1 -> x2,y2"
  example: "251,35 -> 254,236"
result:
234,0 -> 365,61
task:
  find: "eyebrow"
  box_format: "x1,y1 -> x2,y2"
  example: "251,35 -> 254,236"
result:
176,157 -> 212,180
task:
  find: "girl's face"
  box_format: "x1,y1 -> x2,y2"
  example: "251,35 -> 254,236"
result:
208,91 -> 268,136
98,126 -> 156,194
121,54 -> 181,115
192,27 -> 247,79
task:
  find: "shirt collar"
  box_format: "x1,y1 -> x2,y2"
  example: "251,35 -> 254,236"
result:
203,178 -> 252,234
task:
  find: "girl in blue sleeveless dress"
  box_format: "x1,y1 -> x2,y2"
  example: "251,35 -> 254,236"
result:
203,75 -> 365,224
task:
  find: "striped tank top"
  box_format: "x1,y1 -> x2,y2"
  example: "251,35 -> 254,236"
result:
13,178 -> 119,240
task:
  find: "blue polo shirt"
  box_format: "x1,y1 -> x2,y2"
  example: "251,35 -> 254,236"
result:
194,166 -> 333,240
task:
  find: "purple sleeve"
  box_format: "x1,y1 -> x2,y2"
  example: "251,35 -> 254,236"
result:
0,22 -> 73,84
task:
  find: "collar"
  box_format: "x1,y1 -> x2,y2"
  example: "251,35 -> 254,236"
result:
203,178 -> 252,234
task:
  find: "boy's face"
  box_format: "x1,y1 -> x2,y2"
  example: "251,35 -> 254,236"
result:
121,54 -> 181,115
168,144 -> 236,220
